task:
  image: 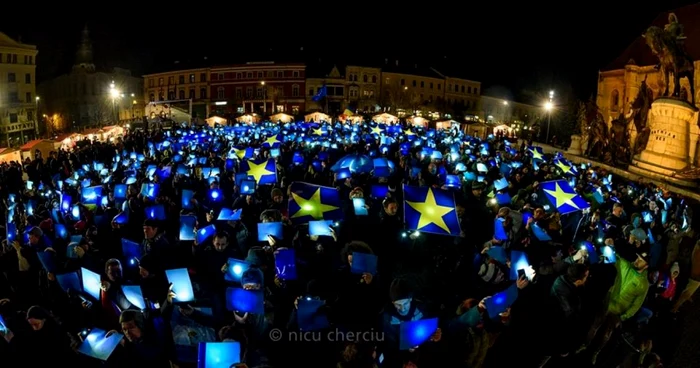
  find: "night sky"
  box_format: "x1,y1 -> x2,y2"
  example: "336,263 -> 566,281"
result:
2,1 -> 696,105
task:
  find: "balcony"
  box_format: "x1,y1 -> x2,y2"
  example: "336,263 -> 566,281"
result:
0,121 -> 36,133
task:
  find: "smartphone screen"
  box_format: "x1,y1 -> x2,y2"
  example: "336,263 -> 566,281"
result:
517,269 -> 526,279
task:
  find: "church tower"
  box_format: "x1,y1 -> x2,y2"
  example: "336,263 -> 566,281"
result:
73,25 -> 95,72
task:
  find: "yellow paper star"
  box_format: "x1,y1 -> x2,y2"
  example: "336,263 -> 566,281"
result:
543,182 -> 580,210
529,147 -> 543,160
404,129 -> 416,136
371,126 -> 384,135
232,148 -> 246,159
312,128 -> 324,136
246,160 -> 274,183
555,160 -> 572,175
265,135 -> 280,146
290,188 -> 339,220
406,188 -> 454,233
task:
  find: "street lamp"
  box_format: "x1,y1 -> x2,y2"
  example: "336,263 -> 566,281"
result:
35,96 -> 40,136
544,95 -> 554,144
109,81 -> 121,123
260,81 -> 266,114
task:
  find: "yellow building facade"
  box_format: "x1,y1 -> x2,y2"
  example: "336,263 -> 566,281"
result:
381,68 -> 445,117
345,65 -> 381,112
444,76 -> 480,117
0,32 -> 38,147
143,67 -> 210,120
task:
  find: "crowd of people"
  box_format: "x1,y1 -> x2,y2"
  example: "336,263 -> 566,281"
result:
0,120 -> 697,368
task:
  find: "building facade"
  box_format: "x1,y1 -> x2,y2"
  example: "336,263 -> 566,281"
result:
210,62 -> 305,116
346,65 -> 381,112
0,32 -> 38,147
380,61 -> 445,118
597,4 -> 700,124
143,67 -> 210,120
444,76 -> 481,117
39,27 -> 143,132
306,65 -> 346,113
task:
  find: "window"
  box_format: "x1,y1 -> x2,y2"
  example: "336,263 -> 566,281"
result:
372,76 -> 377,83
420,81 -> 424,88
429,82 -> 433,89
218,73 -> 224,80
179,90 -> 185,99
158,92 -> 164,100
236,73 -> 242,79
27,111 -> 33,121
149,79 -> 154,88
400,79 -> 405,86
9,92 -> 18,102
168,76 -> 174,84
235,88 -> 242,99
178,76 -> 185,84
158,78 -> 163,86
9,113 -> 17,123
292,71 -> 299,78
168,91 -> 175,100
267,71 -> 273,78
292,84 -> 299,97
200,88 -> 207,99
292,106 -> 299,115
309,88 -> 314,96
257,72 -> 263,78
277,71 -> 284,78
246,72 -> 253,78
276,105 -> 284,113
26,92 -> 31,102
246,87 -> 253,98
473,87 -> 477,94
438,84 -> 441,90
189,74 -> 195,83
25,73 -> 31,84
256,87 -> 263,98
467,86 -> 472,93
611,90 -> 620,110
149,93 -> 155,102
8,73 -> 16,82
189,89 -> 195,99
363,75 -> 368,83
217,87 -> 225,99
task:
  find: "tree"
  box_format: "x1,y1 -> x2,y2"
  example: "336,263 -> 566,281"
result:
90,101 -> 112,127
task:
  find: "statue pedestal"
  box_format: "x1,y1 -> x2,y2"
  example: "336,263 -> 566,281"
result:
567,134 -> 583,155
629,98 -> 699,186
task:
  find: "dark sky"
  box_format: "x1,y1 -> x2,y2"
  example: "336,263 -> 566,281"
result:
2,1 -> 697,104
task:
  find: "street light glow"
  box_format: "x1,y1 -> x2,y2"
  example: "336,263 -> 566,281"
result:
260,81 -> 265,86
35,96 -> 40,101
544,101 -> 553,111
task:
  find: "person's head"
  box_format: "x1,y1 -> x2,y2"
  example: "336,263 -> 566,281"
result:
382,197 -> 398,216
471,181 -> 485,197
633,252 -> 650,272
612,203 -> 624,217
28,227 -> 43,245
142,220 -> 159,239
105,258 -> 123,282
390,278 -> 414,316
241,267 -> 264,291
271,188 -> 284,204
120,310 -> 145,343
342,241 -> 373,267
567,263 -> 589,287
631,213 -> 642,228
671,262 -> 680,279
26,306 -> 50,331
138,254 -> 158,279
260,209 -> 281,223
349,187 -> 364,200
213,231 -> 230,252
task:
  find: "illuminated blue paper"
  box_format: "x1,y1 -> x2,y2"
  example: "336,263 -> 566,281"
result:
140,183 -> 159,199
240,179 -> 256,195
350,252 -> 377,275
145,204 -> 166,221
81,186 -> 103,204
217,208 -> 242,221
114,184 -> 127,199
77,328 -> 123,361
6,222 -> 16,242
274,249 -> 297,280
179,216 -> 196,241
602,245 -> 616,264
181,189 -> 194,210
208,189 -> 223,202
531,223 -> 552,241
486,246 -> 507,264
493,178 -> 509,191
257,222 -> 283,242
445,175 -> 461,188
71,205 -> 81,220
353,198 -> 368,216
297,298 -> 330,331
581,241 -> 598,263
484,284 -> 519,319
197,341 -> 241,368
81,267 -> 102,301
494,218 -> 508,241
121,239 -> 142,265
166,268 -> 195,303
37,251 -> 59,273
56,271 -> 81,293
308,220 -> 333,236
370,185 -> 389,198
509,250 -> 532,280
196,225 -> 216,245
121,285 -> 146,310
399,318 -> 438,350
224,259 -> 251,283
225,288 -> 264,314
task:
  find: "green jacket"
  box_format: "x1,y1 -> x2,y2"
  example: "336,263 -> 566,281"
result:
607,257 -> 649,320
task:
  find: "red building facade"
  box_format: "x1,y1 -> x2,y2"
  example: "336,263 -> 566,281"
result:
210,62 -> 305,116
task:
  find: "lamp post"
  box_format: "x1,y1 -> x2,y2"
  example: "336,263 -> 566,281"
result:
109,81 -> 121,124
34,96 -> 40,137
260,81 -> 266,114
544,90 -> 554,144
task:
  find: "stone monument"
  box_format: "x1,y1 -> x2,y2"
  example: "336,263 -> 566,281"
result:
629,13 -> 699,187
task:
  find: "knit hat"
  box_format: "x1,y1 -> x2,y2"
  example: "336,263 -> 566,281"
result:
241,267 -> 264,286
26,305 -> 50,321
630,228 -> 648,242
389,278 -> 413,302
271,188 -> 283,198
138,254 -> 159,273
471,181 -> 485,191
245,247 -> 267,267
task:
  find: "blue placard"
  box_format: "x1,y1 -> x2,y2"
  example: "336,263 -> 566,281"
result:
121,285 -> 146,310
196,225 -> 216,245
217,208 -> 242,221
56,271 -> 81,293
121,239 -> 142,265
308,220 -> 334,237
353,198 -> 368,216
225,288 -> 264,314
399,318 -> 438,350
240,179 -> 256,195
257,222 -> 283,242
179,216 -> 196,241
297,298 -> 330,331
165,268 -> 195,303
197,341 -> 241,368
77,328 -> 123,361
350,252 -> 378,275
484,284 -> 519,319
181,189 -> 194,210
145,204 -> 166,221
274,249 -> 297,280
224,259 -> 251,283
81,267 -> 102,301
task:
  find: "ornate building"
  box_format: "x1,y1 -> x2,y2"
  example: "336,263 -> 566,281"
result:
38,26 -> 143,132
597,4 -> 700,124
0,32 -> 38,147
143,65 -> 210,120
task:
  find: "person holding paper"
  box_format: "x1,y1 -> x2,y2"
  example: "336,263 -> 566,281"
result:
141,220 -> 172,270
333,241 -> 380,331
2,306 -> 78,365
194,231 -> 240,290
549,263 -> 589,357
107,310 -> 170,367
137,254 -> 169,307
100,259 -> 135,324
